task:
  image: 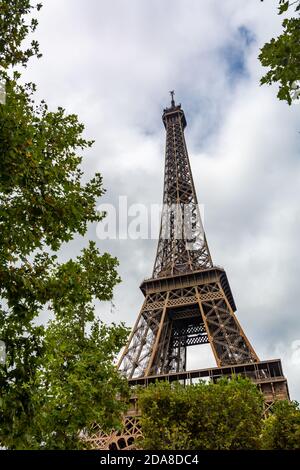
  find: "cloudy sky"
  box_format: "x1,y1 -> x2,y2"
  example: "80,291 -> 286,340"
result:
23,0 -> 300,399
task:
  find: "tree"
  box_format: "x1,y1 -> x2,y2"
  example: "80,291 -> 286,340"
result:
0,0 -> 42,68
30,316 -> 129,449
261,400 -> 300,449
137,377 -> 264,450
0,1 -> 129,449
259,0 -> 300,104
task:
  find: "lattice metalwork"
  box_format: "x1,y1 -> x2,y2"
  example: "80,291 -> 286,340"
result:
118,278 -> 259,377
120,306 -> 165,379
196,287 -> 258,366
153,100 -> 212,278
85,416 -> 142,450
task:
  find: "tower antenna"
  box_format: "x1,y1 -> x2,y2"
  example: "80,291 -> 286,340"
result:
170,90 -> 175,107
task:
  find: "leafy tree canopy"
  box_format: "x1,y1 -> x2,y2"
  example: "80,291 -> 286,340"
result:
0,0 -> 129,449
0,0 -> 42,69
259,0 -> 300,104
261,400 -> 300,449
137,377 -> 264,450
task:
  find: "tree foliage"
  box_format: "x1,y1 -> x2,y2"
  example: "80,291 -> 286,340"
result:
0,0 -> 42,68
0,0 -> 129,449
27,318 -> 129,450
259,0 -> 300,104
137,377 -> 264,450
261,400 -> 300,449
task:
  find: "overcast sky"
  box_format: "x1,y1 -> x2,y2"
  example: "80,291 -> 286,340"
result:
23,0 -> 300,400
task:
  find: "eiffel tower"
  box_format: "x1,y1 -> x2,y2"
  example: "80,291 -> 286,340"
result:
87,93 -> 289,450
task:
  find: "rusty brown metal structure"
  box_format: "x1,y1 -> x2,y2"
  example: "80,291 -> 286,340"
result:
88,94 -> 289,450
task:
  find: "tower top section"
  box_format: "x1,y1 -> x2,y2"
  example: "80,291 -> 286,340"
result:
153,94 -> 212,278
162,90 -> 187,130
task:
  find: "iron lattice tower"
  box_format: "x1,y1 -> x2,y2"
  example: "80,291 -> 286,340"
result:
118,95 -> 260,377
88,94 -> 289,450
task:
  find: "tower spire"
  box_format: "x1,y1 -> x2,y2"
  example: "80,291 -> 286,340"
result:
170,89 -> 175,107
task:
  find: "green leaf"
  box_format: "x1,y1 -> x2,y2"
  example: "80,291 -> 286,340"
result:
279,2 -> 290,15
